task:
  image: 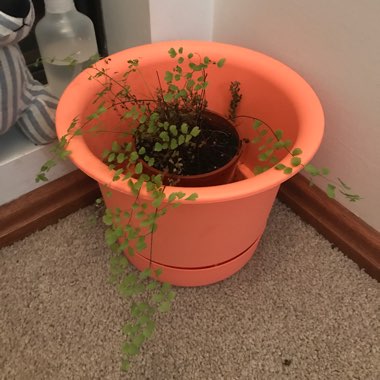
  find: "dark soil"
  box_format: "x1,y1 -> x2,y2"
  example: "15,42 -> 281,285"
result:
136,111 -> 241,176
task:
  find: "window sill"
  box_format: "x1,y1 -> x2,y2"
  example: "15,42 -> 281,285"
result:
0,127 -> 74,205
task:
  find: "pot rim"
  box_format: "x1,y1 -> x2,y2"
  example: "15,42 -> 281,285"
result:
56,40 -> 324,204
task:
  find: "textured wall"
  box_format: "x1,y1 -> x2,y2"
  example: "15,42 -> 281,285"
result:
213,0 -> 380,230
101,0 -> 151,54
149,0 -> 214,42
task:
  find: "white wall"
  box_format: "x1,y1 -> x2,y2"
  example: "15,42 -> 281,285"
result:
149,0 -> 214,42
101,0 -> 151,54
213,0 -> 380,231
101,0 -> 214,54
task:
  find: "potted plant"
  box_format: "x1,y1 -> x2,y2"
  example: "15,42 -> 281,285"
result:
37,40 -> 359,371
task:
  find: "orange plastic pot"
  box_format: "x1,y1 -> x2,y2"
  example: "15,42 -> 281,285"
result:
56,41 -> 324,287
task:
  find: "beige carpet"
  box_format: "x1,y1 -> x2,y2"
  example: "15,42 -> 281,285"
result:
0,201 -> 379,380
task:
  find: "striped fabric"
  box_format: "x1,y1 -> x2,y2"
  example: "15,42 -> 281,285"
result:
0,1 -> 57,145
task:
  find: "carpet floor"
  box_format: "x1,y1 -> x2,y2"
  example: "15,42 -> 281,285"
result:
0,201 -> 379,380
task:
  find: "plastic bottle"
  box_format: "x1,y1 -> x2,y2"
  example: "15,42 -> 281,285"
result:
35,0 -> 98,97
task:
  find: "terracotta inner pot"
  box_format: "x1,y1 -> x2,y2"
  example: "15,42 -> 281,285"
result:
139,110 -> 242,187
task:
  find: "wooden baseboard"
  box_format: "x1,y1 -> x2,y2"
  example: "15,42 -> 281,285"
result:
0,170 -> 100,248
1,171 -> 379,281
278,175 -> 380,281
